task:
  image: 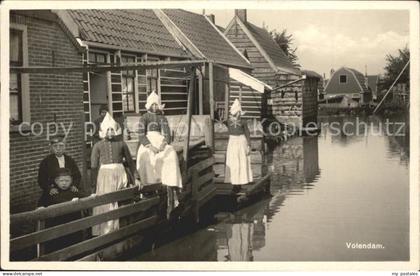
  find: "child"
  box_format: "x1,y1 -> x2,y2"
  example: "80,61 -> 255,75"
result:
224,99 -> 253,193
91,112 -> 140,235
41,168 -> 86,253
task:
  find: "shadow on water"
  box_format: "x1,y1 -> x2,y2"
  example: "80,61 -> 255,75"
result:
124,115 -> 409,262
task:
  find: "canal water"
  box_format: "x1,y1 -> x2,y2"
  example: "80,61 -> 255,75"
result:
127,115 -> 409,261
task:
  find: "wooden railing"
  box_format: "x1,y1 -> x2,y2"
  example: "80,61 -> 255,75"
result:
10,155 -> 216,261
10,186 -> 160,261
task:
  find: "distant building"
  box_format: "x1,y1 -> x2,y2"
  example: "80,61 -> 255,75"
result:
319,95 -> 360,109
323,67 -> 372,105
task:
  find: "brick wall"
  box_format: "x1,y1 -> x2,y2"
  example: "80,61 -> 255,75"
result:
9,12 -> 84,214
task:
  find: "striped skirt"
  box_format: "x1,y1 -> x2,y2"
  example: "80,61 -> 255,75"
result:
92,163 -> 127,236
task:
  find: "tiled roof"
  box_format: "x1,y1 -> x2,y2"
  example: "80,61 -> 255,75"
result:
67,9 -> 188,58
346,68 -> 369,93
162,9 -> 251,69
244,21 -> 300,75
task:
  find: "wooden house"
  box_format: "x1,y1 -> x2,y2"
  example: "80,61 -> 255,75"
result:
323,67 -> 373,105
62,9 -> 256,147
9,10 -> 86,214
224,10 -> 318,128
9,9 -> 274,261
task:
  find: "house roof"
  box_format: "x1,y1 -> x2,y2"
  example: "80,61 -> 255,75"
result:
67,9 -> 189,58
162,9 -> 251,69
302,69 -> 322,80
345,68 -> 369,93
12,10 -> 85,53
232,18 -> 300,75
324,67 -> 369,94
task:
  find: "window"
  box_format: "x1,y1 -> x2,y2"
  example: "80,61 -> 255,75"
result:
121,55 -> 136,112
10,25 -> 28,126
146,57 -> 159,93
339,75 -> 347,84
88,52 -> 107,64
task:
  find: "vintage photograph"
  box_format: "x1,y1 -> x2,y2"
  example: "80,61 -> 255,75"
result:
1,1 -> 419,271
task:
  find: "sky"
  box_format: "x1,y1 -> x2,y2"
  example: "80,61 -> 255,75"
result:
188,9 -> 409,77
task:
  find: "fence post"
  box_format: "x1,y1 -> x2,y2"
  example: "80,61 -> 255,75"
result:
36,220 -> 45,257
191,170 -> 200,223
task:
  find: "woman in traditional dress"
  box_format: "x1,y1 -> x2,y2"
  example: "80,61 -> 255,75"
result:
224,99 -> 253,193
136,91 -> 182,217
91,112 -> 140,236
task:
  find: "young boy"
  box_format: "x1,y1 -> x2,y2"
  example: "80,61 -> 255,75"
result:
41,168 -> 86,253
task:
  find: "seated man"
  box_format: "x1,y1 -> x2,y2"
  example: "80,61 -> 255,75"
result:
37,134 -> 81,207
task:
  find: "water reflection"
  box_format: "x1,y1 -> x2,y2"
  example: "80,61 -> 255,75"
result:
269,136 -> 320,193
216,199 -> 269,261
130,115 -> 409,262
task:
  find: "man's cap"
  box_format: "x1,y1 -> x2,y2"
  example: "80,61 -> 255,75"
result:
54,168 -> 71,178
49,134 -> 66,145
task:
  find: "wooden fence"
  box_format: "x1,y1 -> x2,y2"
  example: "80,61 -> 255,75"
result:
10,153 -> 216,261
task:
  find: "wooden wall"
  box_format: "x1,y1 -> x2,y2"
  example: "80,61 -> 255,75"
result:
225,20 -> 306,126
302,77 -> 319,127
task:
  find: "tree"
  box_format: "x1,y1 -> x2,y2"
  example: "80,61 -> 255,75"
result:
381,46 -> 410,91
266,28 -> 300,67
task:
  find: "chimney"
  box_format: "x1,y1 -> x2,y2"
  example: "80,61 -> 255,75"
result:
235,9 -> 247,23
206,14 -> 215,24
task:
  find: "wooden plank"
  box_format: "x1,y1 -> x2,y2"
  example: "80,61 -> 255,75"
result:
198,185 -> 217,207
188,157 -> 215,177
183,69 -> 195,168
199,69 -> 203,116
11,197 -> 160,252
77,234 -> 146,261
213,164 -> 225,177
214,152 -> 226,163
140,184 -> 163,193
245,173 -> 271,196
208,62 -> 215,151
35,216 -> 158,261
196,171 -> 215,189
10,60 -> 207,74
11,187 -> 139,225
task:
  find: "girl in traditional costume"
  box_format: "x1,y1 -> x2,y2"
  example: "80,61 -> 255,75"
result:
136,91 -> 182,217
91,112 -> 140,235
224,99 -> 253,192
